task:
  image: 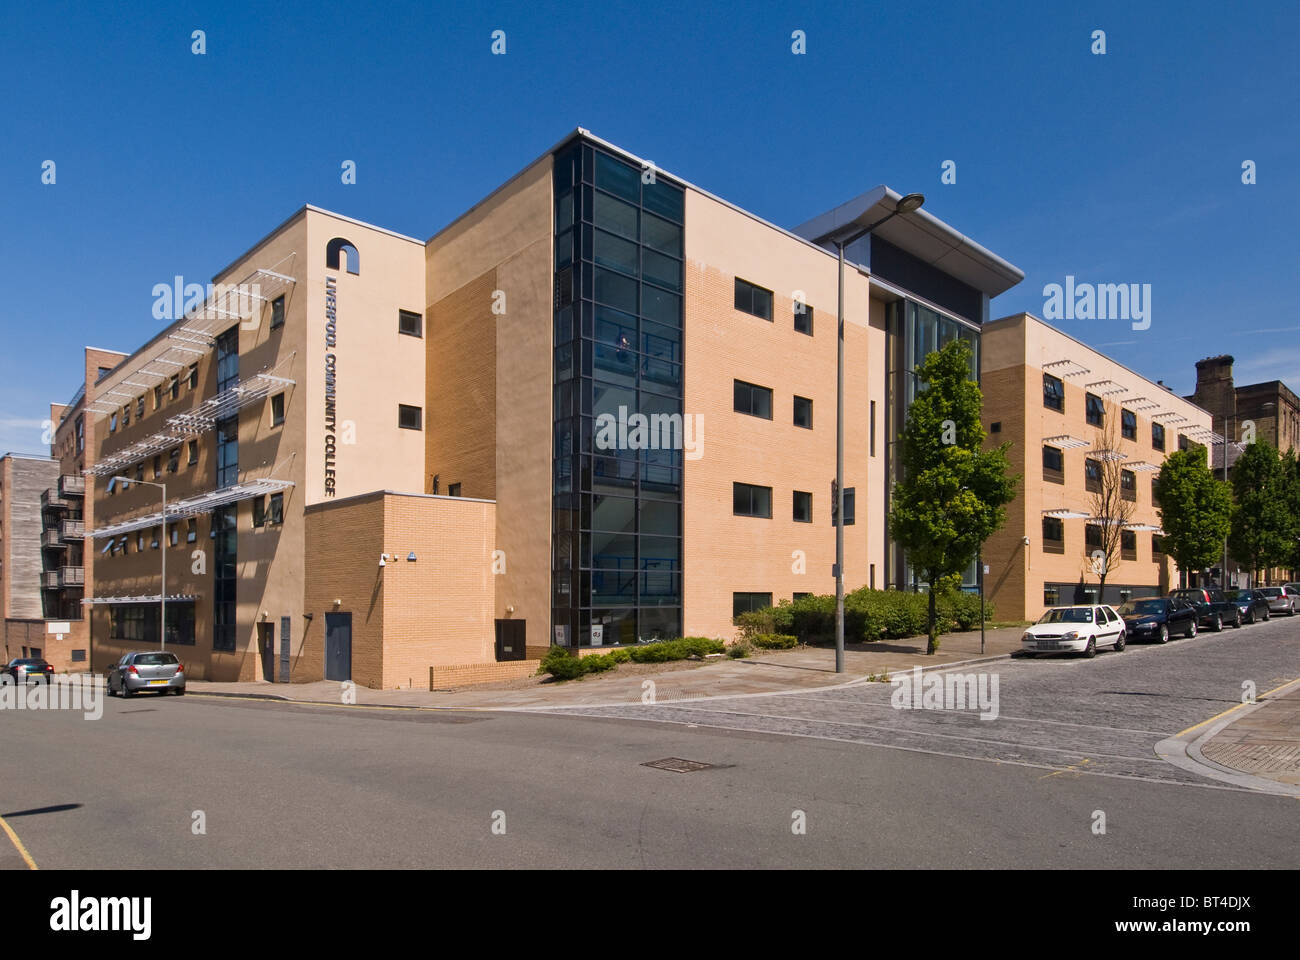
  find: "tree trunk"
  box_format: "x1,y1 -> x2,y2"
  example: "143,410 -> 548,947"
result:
1098,574 -> 1107,605
927,582 -> 938,655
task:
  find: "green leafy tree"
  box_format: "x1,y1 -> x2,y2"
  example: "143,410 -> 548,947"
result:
1283,449 -> 1300,573
1152,448 -> 1231,587
1228,440 -> 1293,582
889,339 -> 1020,654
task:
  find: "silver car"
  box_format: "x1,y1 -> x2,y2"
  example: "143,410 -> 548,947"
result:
1257,587 -> 1296,616
106,651 -> 186,696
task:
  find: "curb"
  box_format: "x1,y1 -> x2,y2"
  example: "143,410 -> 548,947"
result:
1154,676 -> 1300,797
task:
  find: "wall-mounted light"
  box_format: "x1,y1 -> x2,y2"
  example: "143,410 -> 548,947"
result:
505,605 -> 515,616
407,552 -> 417,562
379,554 -> 388,568
333,598 -> 341,607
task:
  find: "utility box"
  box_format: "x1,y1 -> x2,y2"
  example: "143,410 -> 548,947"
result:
494,619 -> 526,661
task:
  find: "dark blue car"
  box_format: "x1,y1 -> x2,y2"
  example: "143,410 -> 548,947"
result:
1117,597 -> 1199,644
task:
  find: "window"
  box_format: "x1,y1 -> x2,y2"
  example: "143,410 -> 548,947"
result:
153,385 -> 163,409
215,326 -> 239,394
1086,393 -> 1104,426
150,527 -> 160,550
793,490 -> 812,523
109,413 -> 117,434
1085,523 -> 1103,550
122,405 -> 130,428
990,421 -> 1001,433
1121,469 -> 1137,501
1121,529 -> 1137,560
153,455 -> 162,479
75,414 -> 84,452
1152,535 -> 1165,556
1044,585 -> 1060,607
734,278 -> 773,320
1043,373 -> 1064,412
1122,409 -> 1137,441
1042,445 -> 1065,482
1152,477 -> 1160,506
733,482 -> 772,518
136,396 -> 145,419
268,492 -> 283,525
448,482 -> 462,497
253,496 -> 266,528
832,485 -> 856,525
1085,458 -> 1102,493
186,518 -> 197,543
168,447 -> 179,473
1043,517 -> 1065,553
398,404 -> 423,430
270,295 -> 285,329
169,524 -> 179,547
136,532 -> 144,551
216,416 -> 238,488
169,374 -> 179,400
870,401 -> 876,457
71,649 -> 86,663
794,300 -> 813,335
793,395 -> 813,429
732,592 -> 772,618
135,462 -> 144,481
271,393 -> 285,426
1152,422 -> 1166,450
399,309 -> 423,337
733,380 -> 773,420
1178,434 -> 1189,451
188,440 -> 198,465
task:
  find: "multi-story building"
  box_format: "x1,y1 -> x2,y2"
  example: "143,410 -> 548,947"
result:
72,127 -> 1022,686
981,312 -> 1215,621
1,453 -> 61,663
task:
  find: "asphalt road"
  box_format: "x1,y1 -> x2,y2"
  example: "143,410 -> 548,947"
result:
1,617 -> 1297,869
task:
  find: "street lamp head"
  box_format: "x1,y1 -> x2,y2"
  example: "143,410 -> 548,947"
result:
896,193 -> 925,215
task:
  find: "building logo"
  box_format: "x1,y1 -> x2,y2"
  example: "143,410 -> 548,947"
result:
325,237 -> 360,275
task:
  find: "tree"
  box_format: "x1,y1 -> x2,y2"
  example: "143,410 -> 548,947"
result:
1229,440 -> 1294,583
1084,419 -> 1137,599
889,339 -> 1020,654
1152,447 -> 1232,587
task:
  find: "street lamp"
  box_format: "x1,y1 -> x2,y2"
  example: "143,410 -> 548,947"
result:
108,475 -> 168,650
829,193 -> 925,673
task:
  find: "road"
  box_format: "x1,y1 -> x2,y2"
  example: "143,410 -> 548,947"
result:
1,617 -> 1297,869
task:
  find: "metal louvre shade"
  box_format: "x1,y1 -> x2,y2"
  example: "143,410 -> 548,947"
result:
87,478 -> 294,539
82,594 -> 198,605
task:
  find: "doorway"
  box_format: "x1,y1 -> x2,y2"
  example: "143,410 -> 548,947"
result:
324,612 -> 352,682
257,622 -> 275,682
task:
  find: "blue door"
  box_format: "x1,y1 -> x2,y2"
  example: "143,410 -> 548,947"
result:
324,612 -> 351,682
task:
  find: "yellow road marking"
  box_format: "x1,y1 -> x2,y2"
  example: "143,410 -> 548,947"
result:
0,814 -> 38,870
1174,677 -> 1298,739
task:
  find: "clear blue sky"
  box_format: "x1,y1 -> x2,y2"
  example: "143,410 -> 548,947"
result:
2,0 -> 1296,455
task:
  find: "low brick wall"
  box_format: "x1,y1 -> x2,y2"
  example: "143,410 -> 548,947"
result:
429,660 -> 539,689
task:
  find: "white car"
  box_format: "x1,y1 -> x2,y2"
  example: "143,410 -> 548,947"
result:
1022,604 -> 1126,658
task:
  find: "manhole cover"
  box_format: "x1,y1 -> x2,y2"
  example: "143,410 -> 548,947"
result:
642,757 -> 714,773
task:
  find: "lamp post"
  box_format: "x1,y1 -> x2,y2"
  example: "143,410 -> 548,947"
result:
830,193 -> 925,673
109,476 -> 168,650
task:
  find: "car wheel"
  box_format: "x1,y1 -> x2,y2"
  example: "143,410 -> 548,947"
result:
1187,619 -> 1198,638
1234,611 -> 1243,628
120,679 -> 133,698
1114,631 -> 1126,652
1249,608 -> 1257,624
1213,614 -> 1223,632
1157,625 -> 1169,644
1082,637 -> 1097,659
174,687 -> 185,696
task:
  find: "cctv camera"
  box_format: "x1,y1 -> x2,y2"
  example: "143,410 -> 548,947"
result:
1022,536 -> 1031,545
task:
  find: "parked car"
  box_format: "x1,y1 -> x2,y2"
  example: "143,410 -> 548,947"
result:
0,658 -> 53,685
1021,605 -> 1126,658
1169,587 -> 1242,631
106,651 -> 186,697
1285,582 -> 1300,598
1257,586 -> 1297,616
1117,597 -> 1199,643
1226,588 -> 1270,624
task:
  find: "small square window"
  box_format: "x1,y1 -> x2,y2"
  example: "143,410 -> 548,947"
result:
169,524 -> 179,547
793,490 -> 812,523
1086,393 -> 1104,426
271,393 -> 285,426
398,404 -> 423,430
794,301 -> 813,335
990,422 -> 1001,433
734,278 -> 773,321
1152,422 -> 1166,450
448,482 -> 462,497
270,295 -> 285,329
153,455 -> 162,479
170,375 -> 179,400
186,519 -> 197,543
136,396 -> 145,418
399,309 -> 423,338
793,395 -> 813,429
188,363 -> 199,390
168,447 -> 179,473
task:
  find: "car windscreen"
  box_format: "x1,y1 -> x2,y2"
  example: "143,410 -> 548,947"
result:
14,659 -> 47,666
1038,608 -> 1093,623
1119,600 -> 1165,616
133,653 -> 179,666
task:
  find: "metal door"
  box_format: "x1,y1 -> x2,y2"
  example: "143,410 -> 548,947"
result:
324,612 -> 352,682
494,619 -> 526,661
279,616 -> 291,683
258,622 -> 275,682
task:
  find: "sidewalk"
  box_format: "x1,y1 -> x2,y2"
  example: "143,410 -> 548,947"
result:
187,624 -> 1028,711
1197,684 -> 1300,787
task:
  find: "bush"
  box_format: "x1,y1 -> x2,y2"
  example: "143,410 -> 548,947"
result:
752,633 -> 798,649
539,645 -> 587,680
540,638 -> 726,678
727,639 -> 752,659
739,588 -> 994,646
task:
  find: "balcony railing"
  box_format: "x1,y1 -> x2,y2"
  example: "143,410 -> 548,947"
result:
59,566 -> 85,587
41,571 -> 61,589
41,528 -> 66,549
59,475 -> 86,497
60,520 -> 85,541
41,488 -> 68,511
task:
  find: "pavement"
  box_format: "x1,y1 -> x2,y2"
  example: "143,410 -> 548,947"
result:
186,624 -> 1028,710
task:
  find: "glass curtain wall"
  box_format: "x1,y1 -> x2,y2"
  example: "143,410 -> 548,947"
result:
552,138 -> 685,647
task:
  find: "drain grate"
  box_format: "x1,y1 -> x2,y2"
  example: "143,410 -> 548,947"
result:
1202,742 -> 1300,773
642,757 -> 714,774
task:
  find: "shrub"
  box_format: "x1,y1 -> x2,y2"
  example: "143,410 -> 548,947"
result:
727,639 -> 752,659
752,633 -> 798,649
742,588 -> 993,646
539,645 -> 586,680
540,637 -> 728,678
